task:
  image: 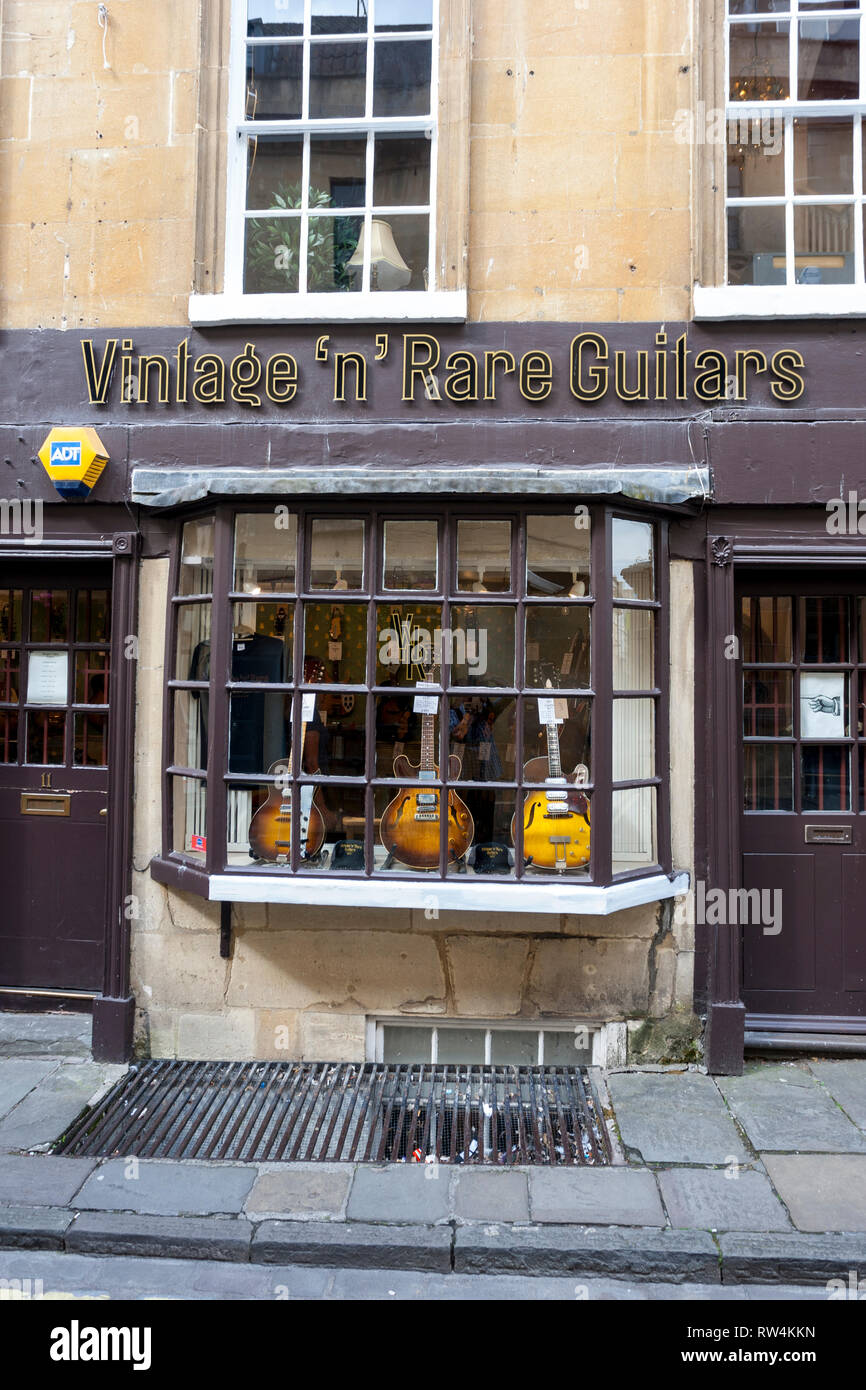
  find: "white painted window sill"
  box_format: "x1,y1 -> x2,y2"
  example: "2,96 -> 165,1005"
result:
208,870 -> 690,916
188,290 -> 467,326
694,284 -> 866,319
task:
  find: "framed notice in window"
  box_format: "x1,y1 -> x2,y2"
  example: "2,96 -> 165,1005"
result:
800,673 -> 845,740
26,651 -> 68,705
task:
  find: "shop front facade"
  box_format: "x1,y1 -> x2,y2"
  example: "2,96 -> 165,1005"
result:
1,2 -> 866,1070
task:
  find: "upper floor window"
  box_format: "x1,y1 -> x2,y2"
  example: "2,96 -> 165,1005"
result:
226,1 -> 439,302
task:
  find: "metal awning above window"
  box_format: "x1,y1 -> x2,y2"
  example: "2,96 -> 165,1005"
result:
131,464 -> 712,509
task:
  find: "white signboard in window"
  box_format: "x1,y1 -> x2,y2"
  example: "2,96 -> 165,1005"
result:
26,651 -> 68,706
800,673 -> 845,740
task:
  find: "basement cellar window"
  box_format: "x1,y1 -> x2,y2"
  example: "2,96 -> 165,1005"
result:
164,504 -> 669,888
372,1020 -> 595,1065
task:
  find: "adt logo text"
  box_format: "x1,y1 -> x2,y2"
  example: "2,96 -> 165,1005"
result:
50,443 -> 82,467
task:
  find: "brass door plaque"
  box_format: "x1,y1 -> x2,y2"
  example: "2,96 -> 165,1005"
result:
20,793 -> 71,817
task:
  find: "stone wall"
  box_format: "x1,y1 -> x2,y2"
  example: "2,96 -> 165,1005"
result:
129,557 -> 697,1065
1,0 -> 694,327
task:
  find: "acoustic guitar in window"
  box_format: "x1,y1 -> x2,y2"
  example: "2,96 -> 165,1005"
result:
379,668 -> 474,871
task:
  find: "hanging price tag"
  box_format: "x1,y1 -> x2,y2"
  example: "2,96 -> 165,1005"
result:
413,695 -> 438,714
301,693 -> 316,721
328,640 -> 342,661
538,697 -> 562,724
554,698 -> 569,721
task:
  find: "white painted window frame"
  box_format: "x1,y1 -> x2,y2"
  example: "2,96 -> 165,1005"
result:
190,0 -> 467,325
367,1018 -> 600,1065
696,0 -> 866,318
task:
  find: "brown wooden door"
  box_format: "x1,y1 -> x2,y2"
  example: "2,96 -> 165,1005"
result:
0,565 -> 112,993
738,577 -> 866,1022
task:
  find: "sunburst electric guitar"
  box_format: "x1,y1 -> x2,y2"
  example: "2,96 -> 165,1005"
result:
513,694 -> 591,873
248,658 -> 327,863
379,680 -> 474,871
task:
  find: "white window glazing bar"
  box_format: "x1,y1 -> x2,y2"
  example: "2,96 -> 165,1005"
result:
791,0 -> 799,106
430,1026 -> 438,1063
855,115 -> 864,282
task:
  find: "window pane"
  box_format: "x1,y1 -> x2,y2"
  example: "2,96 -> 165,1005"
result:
76,589 -> 111,643
794,119 -> 854,195
802,597 -> 849,664
246,43 -> 303,119
522,697 -> 591,783
450,694 -> 517,781
741,596 -> 793,663
298,782 -> 368,871
173,776 -> 207,860
727,205 -> 786,285
456,520 -> 511,593
544,1030 -> 593,1065
314,693 -> 367,775
74,651 -> 109,705
613,699 -> 655,781
0,649 -> 20,704
744,744 -> 794,811
729,22 -> 791,102
304,602 -> 366,683
612,518 -> 654,599
382,520 -> 438,591
26,711 -> 65,765
0,711 -> 18,763
234,512 -> 297,593
311,0 -> 367,34
310,518 -> 365,590
726,123 -> 785,199
613,608 -> 654,690
179,520 -> 214,596
794,204 -> 854,285
310,42 -> 366,118
309,215 -> 362,292
448,790 -> 515,877
375,0 -> 433,31
309,136 -> 367,207
245,216 -> 300,293
374,691 -> 419,774
798,18 -> 859,101
519,775 -> 591,875
173,690 -> 207,771
0,591 -> 22,642
247,1 -> 303,37
435,1029 -> 486,1063
373,134 -> 431,206
450,604 -> 514,686
524,607 -> 590,689
368,213 -> 428,290
246,136 -> 303,209
229,691 -> 290,773
232,612 -> 292,682
382,1026 -> 431,1062
374,778 -> 473,874
373,39 -> 432,116
30,590 -> 69,643
176,603 -> 211,682
375,602 -> 441,685
526,515 -> 591,597
802,745 -> 850,811
74,711 -> 108,767
800,671 -> 848,737
743,670 -> 793,737
612,786 -> 657,875
491,1030 -> 538,1065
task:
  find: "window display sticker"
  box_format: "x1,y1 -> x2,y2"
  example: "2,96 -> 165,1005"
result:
538,696 -> 563,725
27,651 -> 68,705
301,693 -> 317,721
800,673 -> 845,739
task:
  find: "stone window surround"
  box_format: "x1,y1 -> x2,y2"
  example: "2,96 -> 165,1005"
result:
151,500 -> 684,915
693,0 -> 866,318
189,0 -> 470,324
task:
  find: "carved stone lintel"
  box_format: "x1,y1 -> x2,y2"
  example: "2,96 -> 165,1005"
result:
711,537 -> 733,568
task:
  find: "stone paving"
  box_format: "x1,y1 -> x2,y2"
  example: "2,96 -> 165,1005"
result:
0,1014 -> 865,1289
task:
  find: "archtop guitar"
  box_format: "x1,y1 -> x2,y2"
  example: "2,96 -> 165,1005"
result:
513,686 -> 590,872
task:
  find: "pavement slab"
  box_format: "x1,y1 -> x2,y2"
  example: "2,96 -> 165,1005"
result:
453,1169 -> 529,1222
346,1164 -> 452,1223
65,1212 -> 254,1262
0,1248 -> 332,1300
0,1061 -> 125,1153
0,1204 -> 73,1250
718,1063 -> 866,1153
252,1220 -> 452,1271
0,1014 -> 91,1058
0,1154 -> 97,1207
762,1153 -> 866,1232
454,1223 -> 720,1282
605,1071 -> 750,1164
73,1159 -> 257,1216
244,1164 -> 351,1220
807,1060 -> 866,1131
529,1166 -> 666,1226
719,1230 -> 866,1283
657,1166 -> 792,1231
0,1060 -> 60,1122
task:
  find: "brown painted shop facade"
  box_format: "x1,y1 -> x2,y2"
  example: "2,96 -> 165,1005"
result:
1,320 -> 866,1074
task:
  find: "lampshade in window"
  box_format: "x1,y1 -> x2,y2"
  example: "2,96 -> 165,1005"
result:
348,219 -> 412,290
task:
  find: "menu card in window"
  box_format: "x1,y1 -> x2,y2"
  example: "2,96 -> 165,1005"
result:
26,651 -> 68,705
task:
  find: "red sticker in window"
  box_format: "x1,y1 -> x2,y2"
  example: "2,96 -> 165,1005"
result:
190,834 -> 206,852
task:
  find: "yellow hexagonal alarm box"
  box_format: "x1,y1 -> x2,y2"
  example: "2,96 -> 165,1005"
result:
38,427 -> 109,500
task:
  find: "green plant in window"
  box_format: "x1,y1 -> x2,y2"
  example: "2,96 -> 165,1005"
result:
245,183 -> 359,293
